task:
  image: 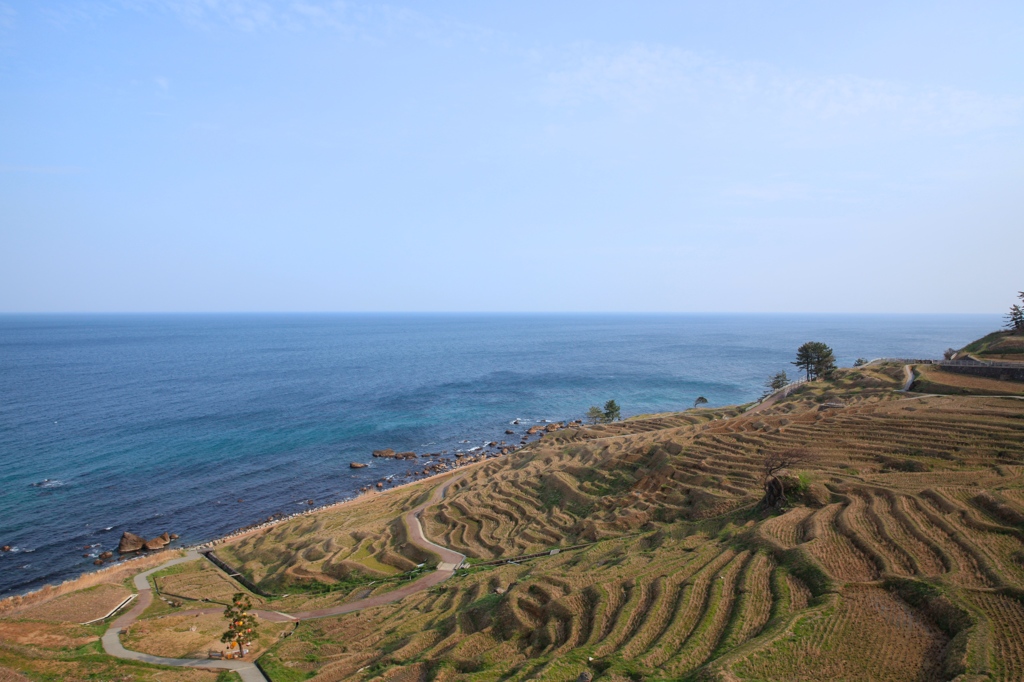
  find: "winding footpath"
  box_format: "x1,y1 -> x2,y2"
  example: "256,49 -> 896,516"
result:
102,474 -> 467,681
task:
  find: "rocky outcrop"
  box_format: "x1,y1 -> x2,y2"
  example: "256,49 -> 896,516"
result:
350,462 -> 368,468
118,532 -> 147,553
143,532 -> 171,551
117,531 -> 173,553
372,449 -> 417,460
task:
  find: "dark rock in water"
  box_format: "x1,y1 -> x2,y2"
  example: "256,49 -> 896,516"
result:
397,451 -> 417,459
99,551 -> 113,560
488,442 -> 497,447
307,499 -> 314,505
505,429 -> 514,434
372,448 -> 396,458
169,533 -> 179,540
2,545 -> 11,552
350,462 -> 368,469
93,559 -> 104,566
376,481 -> 384,488
118,532 -> 146,553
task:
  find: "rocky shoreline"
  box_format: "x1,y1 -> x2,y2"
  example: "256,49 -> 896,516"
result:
0,416 -> 584,598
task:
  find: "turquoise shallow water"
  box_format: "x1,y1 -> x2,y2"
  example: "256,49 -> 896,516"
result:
0,313 -> 998,596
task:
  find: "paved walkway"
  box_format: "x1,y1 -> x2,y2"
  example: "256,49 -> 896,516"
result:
900,364 -> 916,392
102,474 -> 467,680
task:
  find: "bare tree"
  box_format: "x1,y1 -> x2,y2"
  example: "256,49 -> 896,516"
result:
761,448 -> 811,508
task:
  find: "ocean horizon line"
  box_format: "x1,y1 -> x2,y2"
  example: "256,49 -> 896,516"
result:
0,310 -> 1002,317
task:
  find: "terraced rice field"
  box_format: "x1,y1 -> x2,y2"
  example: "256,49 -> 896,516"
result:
216,477 -> 447,589
251,365 -> 1024,681
5,363 -> 1023,681
735,586 -> 950,681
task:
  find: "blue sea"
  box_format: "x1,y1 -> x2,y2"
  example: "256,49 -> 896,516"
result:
0,313 -> 998,596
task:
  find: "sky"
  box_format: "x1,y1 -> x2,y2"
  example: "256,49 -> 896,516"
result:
1,1 -> 1022,313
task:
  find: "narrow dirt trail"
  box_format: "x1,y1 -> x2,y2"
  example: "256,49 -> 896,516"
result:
102,473 -> 468,679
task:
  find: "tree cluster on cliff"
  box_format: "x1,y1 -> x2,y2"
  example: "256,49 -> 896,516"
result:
792,342 -> 836,380
586,400 -> 621,424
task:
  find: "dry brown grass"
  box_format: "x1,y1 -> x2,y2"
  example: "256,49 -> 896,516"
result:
4,583 -> 131,624
0,621 -> 97,649
121,611 -> 288,659
254,380 -> 1024,681
216,476 -> 450,590
912,364 -> 1024,395
0,550 -> 183,617
735,585 -> 949,681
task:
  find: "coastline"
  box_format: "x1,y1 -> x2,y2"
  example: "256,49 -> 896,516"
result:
0,449 -> 494,610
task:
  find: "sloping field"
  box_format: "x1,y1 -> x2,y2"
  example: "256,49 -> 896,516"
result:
734,585 -> 949,681
216,476 -> 448,591
912,364 -> 1024,396
246,364 -> 1024,681
5,583 -> 131,624
3,361 -> 1024,681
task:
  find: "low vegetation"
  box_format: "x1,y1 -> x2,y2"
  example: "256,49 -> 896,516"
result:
250,360 -> 1024,681
3,333 -> 1024,681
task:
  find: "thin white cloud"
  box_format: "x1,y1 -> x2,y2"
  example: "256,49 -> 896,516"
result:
546,45 -> 1023,137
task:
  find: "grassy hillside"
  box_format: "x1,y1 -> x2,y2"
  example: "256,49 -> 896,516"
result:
961,330 -> 1024,360
254,364 -> 1024,681
3,362 -> 1024,681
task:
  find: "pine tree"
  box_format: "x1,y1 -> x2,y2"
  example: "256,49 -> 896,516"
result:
693,396 -> 709,408
1006,303 -> 1024,332
586,406 -> 605,425
221,593 -> 258,658
764,370 -> 789,396
792,342 -> 836,380
602,400 -> 620,422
